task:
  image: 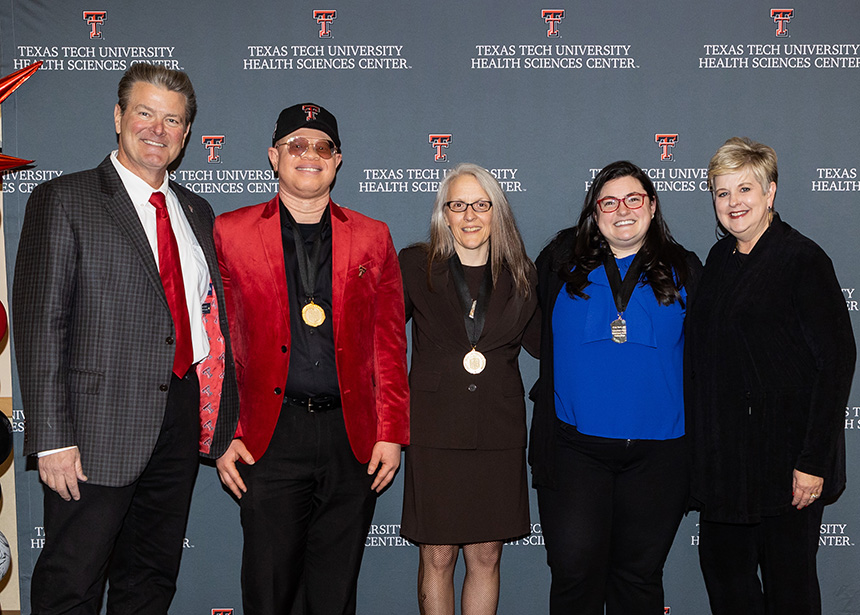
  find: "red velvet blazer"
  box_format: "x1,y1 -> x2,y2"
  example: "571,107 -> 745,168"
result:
213,196 -> 410,463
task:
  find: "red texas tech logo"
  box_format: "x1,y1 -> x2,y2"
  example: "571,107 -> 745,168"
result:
202,136 -> 225,163
771,8 -> 793,37
314,10 -> 337,38
211,610 -> 233,615
542,9 -> 564,38
82,11 -> 107,39
655,134 -> 679,161
429,134 -> 452,163
302,104 -> 321,121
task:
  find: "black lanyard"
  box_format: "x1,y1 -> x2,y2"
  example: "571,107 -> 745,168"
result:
283,207 -> 327,302
603,251 -> 644,316
448,254 -> 493,349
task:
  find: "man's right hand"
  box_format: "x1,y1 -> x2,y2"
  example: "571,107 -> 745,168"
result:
38,447 -> 87,501
216,439 -> 255,499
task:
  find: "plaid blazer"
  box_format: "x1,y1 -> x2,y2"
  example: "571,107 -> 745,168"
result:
13,156 -> 238,486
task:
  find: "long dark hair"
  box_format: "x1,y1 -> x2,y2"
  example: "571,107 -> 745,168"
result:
559,160 -> 689,306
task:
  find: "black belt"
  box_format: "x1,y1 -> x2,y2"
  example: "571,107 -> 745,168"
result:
284,394 -> 341,413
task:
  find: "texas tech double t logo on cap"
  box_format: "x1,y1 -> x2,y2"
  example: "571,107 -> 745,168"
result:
302,104 -> 321,121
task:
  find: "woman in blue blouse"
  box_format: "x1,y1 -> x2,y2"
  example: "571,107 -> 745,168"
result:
530,161 -> 701,614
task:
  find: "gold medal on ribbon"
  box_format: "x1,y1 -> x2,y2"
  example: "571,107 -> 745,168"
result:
302,301 -> 326,327
463,348 -> 487,374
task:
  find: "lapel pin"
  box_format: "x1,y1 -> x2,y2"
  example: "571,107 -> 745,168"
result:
358,265 -> 366,278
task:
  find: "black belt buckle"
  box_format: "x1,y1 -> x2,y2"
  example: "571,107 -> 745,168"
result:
286,394 -> 340,413
306,397 -> 322,413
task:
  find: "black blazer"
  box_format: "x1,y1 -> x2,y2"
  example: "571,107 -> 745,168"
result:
13,156 -> 239,486
528,227 -> 701,488
400,246 -> 538,450
686,214 -> 855,523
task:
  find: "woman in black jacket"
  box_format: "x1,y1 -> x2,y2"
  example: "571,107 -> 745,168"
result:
687,137 -> 856,615
400,163 -> 538,615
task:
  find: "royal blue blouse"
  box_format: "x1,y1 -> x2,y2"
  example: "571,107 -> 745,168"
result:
552,254 -> 686,440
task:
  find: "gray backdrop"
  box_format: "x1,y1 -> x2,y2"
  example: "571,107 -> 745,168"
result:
2,1 -> 859,613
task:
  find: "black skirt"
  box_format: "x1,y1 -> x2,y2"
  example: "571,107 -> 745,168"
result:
400,445 -> 530,545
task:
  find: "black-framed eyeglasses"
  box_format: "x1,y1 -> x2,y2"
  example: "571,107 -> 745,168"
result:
596,192 -> 648,213
276,136 -> 338,159
445,200 -> 493,213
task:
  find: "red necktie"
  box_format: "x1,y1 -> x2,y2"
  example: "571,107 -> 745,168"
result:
150,191 -> 193,377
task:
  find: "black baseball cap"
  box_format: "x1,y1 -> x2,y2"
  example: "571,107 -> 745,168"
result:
271,103 -> 340,150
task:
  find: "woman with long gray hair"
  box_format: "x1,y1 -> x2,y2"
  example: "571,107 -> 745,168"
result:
399,163 -> 538,614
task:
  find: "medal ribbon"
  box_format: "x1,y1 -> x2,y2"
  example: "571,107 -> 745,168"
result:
448,254 -> 493,350
602,251 -> 644,318
283,207 -> 328,306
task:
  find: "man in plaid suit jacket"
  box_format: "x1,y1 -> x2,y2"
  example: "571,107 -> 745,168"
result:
12,64 -> 238,614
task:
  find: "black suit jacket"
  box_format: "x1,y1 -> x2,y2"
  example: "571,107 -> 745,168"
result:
399,245 -> 538,450
13,156 -> 238,486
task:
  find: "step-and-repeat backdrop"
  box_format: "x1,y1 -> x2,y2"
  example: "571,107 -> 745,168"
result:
2,1 -> 859,613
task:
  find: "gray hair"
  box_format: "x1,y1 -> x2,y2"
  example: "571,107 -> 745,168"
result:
427,163 -> 533,297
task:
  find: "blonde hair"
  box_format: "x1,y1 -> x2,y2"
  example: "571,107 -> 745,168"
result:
708,136 -> 778,193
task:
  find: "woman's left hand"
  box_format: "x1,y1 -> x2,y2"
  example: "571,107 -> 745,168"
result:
792,469 -> 824,509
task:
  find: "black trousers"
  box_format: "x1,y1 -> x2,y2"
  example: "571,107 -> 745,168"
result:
536,422 -> 688,615
698,503 -> 824,615
31,370 -> 201,615
238,401 -> 377,615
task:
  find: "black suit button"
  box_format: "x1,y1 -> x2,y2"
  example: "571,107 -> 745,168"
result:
274,387 -> 282,395
281,345 -> 288,353
166,336 -> 174,345
159,384 -> 169,392
468,384 -> 477,392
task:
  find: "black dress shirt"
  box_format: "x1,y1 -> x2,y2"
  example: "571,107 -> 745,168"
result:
279,202 -> 340,398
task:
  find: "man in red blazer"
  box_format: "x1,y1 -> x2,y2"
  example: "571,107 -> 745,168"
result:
214,103 -> 409,614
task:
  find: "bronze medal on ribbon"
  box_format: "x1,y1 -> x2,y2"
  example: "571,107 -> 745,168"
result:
449,255 -> 494,375
301,300 -> 326,327
463,348 -> 487,374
